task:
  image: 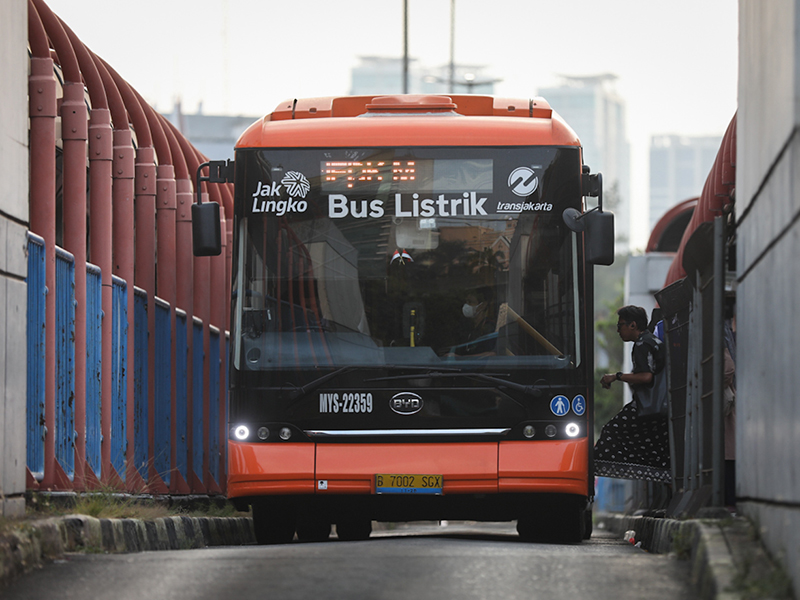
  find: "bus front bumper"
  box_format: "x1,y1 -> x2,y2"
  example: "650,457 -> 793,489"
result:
227,438 -> 589,499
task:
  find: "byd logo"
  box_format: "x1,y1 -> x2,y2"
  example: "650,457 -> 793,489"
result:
390,392 -> 423,415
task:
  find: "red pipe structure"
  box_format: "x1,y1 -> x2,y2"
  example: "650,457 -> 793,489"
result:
100,57 -> 157,492
87,47 -> 129,486
60,17 -> 113,490
27,0 -> 57,491
33,0 -> 90,491
26,0 -> 235,497
663,115 -> 737,287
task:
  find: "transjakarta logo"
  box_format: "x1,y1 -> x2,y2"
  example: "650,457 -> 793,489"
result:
251,172 -> 311,215
508,166 -> 538,197
496,165 -> 552,213
329,192 -> 488,219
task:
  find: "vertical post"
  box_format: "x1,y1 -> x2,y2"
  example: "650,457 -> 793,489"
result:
28,57 -> 57,489
449,0 -> 455,93
88,107 -> 113,486
176,177 -> 195,492
134,147 -> 160,491
711,216 -> 725,506
693,274 -> 705,490
402,0 -> 409,94
61,82 -> 88,490
111,128 -> 135,487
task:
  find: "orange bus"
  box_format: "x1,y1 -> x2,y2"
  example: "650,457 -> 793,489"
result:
193,94 -> 614,544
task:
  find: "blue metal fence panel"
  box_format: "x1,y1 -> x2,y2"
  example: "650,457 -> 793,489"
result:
133,287 -> 148,480
55,247 -> 75,480
209,326 -> 220,484
154,298 -> 171,485
192,318 -> 204,483
26,234 -> 46,480
175,309 -> 188,482
85,264 -> 103,478
111,275 -> 127,480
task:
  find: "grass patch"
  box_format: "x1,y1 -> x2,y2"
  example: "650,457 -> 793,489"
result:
24,491 -> 247,522
731,557 -> 794,600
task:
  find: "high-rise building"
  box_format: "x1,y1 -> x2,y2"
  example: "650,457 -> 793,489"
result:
538,74 -> 631,254
648,134 -> 722,230
350,56 -> 497,96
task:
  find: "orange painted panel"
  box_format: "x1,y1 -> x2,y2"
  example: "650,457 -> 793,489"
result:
316,443 -> 498,480
497,478 -> 587,496
238,116 -> 579,150
228,441 -> 314,483
498,439 -> 589,480
229,480 -> 316,497
316,443 -> 499,495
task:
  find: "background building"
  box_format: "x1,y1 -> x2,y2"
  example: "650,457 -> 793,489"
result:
649,134 -> 721,229
164,102 -> 260,161
538,74 -> 631,254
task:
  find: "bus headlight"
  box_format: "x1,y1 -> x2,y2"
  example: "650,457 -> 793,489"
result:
565,423 -> 580,437
545,424 -> 557,438
257,427 -> 270,440
233,425 -> 250,440
523,425 -> 536,439
279,427 -> 292,441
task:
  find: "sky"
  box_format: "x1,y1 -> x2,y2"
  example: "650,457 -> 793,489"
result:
43,0 -> 738,251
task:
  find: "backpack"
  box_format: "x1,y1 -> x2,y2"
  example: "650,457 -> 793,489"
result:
635,330 -> 668,420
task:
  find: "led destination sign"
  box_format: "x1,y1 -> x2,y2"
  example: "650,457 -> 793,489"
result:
321,158 -> 493,193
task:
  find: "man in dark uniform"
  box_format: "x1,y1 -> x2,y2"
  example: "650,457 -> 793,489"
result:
595,305 -> 670,482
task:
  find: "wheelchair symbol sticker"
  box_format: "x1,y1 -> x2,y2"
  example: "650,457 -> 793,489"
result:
550,395 -> 570,416
572,395 -> 586,416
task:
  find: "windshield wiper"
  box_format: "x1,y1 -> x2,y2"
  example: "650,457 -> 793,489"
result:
282,366 -> 357,401
365,371 -> 545,398
282,365 -> 461,402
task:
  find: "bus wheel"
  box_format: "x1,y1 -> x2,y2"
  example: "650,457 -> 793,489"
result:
296,515 -> 331,543
336,518 -> 372,541
252,498 -> 296,545
516,502 -> 585,544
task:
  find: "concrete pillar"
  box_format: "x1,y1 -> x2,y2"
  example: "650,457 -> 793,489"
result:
0,0 -> 29,517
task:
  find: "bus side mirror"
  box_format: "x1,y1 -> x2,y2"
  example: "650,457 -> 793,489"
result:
563,207 -> 615,266
192,201 -> 222,256
584,210 -> 615,265
193,160 -> 233,257
562,168 -> 615,266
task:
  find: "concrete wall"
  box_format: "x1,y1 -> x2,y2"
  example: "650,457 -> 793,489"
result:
0,0 -> 28,517
737,0 -> 800,587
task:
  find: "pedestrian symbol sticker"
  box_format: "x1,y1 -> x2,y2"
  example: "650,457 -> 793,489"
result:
572,395 -> 586,416
550,395 -> 570,416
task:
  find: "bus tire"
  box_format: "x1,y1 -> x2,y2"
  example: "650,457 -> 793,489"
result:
252,498 -> 296,545
336,518 -> 372,541
517,501 -> 585,544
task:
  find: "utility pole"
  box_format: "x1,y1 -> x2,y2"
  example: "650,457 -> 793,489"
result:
403,0 -> 409,94
449,0 -> 455,93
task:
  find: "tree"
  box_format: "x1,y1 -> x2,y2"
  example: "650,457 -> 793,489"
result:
593,290 -> 625,438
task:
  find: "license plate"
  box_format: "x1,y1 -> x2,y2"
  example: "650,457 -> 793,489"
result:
375,474 -> 442,495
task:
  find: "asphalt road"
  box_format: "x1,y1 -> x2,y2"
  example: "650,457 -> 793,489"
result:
3,523 -> 695,600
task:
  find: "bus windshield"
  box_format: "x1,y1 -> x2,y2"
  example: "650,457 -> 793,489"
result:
231,146 -> 583,372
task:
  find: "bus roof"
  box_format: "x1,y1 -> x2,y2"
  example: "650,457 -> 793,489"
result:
236,95 -> 582,149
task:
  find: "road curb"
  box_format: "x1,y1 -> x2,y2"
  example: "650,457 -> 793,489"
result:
597,513 -> 787,599
0,515 -> 255,589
